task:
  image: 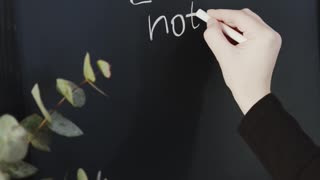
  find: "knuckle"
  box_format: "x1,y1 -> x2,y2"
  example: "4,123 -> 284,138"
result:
238,10 -> 247,16
263,30 -> 282,44
269,31 -> 282,44
237,10 -> 251,20
274,32 -> 282,44
242,8 -> 251,12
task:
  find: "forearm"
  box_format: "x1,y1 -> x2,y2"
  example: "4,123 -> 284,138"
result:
239,94 -> 320,180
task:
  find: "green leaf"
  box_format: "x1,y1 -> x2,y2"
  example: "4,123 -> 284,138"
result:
48,111 -> 84,137
0,115 -> 29,163
77,168 -> 88,180
31,84 -> 52,123
21,114 -> 51,152
83,52 -> 96,82
97,60 -> 111,79
56,79 -> 86,108
0,161 -> 38,179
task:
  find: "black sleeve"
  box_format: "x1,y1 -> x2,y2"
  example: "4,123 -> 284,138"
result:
238,94 -> 320,180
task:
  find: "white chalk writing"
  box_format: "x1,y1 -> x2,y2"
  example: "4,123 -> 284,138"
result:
130,0 -> 152,5
131,1 -> 201,41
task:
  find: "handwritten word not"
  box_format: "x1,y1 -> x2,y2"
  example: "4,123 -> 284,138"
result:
130,1 -> 200,41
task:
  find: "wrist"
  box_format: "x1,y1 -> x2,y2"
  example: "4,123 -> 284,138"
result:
232,88 -> 271,115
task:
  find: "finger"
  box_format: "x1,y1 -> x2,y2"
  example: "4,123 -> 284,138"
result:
207,9 -> 265,34
204,19 -> 234,62
207,18 -> 215,28
241,8 -> 269,28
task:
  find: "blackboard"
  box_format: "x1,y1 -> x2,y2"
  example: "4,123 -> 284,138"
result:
13,0 -> 320,179
0,0 -> 24,117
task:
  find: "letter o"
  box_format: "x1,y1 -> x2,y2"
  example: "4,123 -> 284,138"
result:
171,14 -> 186,37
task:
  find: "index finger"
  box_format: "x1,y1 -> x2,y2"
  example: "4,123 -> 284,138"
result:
207,9 -> 266,35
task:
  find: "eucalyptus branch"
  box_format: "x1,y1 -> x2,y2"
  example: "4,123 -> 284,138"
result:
31,79 -> 88,143
0,52 -> 111,180
35,71 -> 106,139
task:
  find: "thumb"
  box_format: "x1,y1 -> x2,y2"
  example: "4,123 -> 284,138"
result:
204,19 -> 233,61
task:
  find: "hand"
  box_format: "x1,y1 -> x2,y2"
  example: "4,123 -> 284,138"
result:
204,9 -> 282,114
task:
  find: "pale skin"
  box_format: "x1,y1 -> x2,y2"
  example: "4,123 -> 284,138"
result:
203,8 -> 282,114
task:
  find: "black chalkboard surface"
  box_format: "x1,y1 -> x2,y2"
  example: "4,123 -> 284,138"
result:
0,0 -> 24,117
14,0 -> 320,179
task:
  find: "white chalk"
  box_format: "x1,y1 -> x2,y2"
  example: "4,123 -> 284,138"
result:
195,9 -> 210,22
195,9 -> 247,43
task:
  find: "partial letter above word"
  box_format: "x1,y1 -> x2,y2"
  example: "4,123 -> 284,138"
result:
130,0 -> 152,5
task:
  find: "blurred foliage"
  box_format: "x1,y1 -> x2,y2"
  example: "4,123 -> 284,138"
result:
0,53 -> 111,179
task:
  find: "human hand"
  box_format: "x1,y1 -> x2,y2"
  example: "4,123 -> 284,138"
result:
203,9 -> 282,114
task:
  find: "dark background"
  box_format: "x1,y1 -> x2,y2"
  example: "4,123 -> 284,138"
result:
0,0 -> 24,117
1,0 -> 320,179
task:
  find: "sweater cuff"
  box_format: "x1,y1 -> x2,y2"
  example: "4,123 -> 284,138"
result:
238,93 -> 282,137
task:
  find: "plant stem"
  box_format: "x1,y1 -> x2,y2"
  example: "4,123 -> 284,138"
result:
37,79 -> 88,130
28,79 -> 89,144
30,71 -> 105,144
